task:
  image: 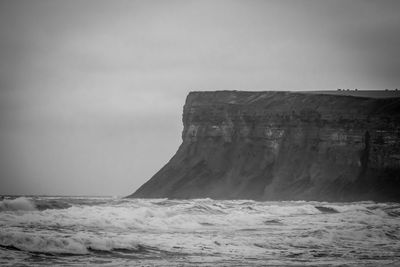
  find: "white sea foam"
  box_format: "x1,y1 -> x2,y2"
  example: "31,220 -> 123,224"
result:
0,231 -> 88,254
0,197 -> 36,212
0,197 -> 399,266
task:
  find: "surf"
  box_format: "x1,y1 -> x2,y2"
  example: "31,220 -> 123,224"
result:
1,197 -> 399,266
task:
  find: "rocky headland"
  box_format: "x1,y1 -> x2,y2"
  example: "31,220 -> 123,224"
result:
130,91 -> 400,201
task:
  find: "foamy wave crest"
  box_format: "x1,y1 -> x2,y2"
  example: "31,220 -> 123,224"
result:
0,231 -> 143,255
1,198 -> 399,266
0,199 -> 325,232
0,197 -> 36,212
0,231 -> 87,254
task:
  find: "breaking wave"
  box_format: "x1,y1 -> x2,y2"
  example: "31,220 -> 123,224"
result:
0,197 -> 36,212
0,197 -> 74,212
1,197 -> 399,265
0,231 -> 147,255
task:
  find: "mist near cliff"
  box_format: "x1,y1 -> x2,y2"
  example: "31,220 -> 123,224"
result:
1,0 -> 400,196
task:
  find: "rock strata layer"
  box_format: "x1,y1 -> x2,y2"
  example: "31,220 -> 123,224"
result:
130,91 -> 400,201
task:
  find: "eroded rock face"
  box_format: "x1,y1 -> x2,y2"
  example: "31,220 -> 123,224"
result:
130,91 -> 400,201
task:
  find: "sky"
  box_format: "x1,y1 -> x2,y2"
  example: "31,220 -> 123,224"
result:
0,0 -> 399,196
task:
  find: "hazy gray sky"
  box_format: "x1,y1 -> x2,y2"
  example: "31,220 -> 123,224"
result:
0,0 -> 399,196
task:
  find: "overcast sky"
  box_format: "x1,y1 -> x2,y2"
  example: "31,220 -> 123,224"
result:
0,0 -> 399,196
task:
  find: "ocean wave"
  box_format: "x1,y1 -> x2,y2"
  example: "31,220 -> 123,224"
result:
1,198 -> 399,266
0,197 -> 74,212
34,199 -> 72,211
314,206 -> 339,213
0,197 -> 36,212
1,198 -> 387,232
0,232 -> 87,255
382,205 -> 400,217
0,231 -> 146,255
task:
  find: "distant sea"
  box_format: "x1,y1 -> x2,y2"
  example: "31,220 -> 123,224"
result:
1,196 -> 399,266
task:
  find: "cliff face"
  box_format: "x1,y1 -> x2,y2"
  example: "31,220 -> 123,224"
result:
130,91 -> 400,201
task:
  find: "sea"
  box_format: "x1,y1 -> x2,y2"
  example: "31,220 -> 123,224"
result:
0,196 -> 399,266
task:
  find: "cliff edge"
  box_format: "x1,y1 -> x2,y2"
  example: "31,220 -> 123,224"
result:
129,91 -> 400,201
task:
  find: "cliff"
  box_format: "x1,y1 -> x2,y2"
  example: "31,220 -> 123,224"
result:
129,91 -> 400,201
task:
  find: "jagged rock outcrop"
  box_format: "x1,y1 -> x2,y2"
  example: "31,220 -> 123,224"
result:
130,91 -> 400,201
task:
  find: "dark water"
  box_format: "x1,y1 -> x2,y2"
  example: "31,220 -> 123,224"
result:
1,196 -> 399,266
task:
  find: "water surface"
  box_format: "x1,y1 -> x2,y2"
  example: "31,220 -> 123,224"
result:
1,196 -> 399,266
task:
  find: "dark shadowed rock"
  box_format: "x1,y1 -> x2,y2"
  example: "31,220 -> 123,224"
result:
129,91 -> 400,201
